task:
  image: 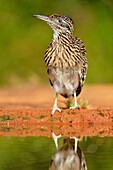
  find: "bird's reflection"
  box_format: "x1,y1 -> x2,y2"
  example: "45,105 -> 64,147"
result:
49,132 -> 87,170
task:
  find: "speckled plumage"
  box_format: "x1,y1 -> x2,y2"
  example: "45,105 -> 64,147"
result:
33,14 -> 88,114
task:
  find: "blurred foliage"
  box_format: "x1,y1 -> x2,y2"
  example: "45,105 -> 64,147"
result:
0,0 -> 113,86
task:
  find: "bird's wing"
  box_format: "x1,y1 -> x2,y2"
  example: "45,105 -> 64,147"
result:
73,37 -> 88,88
77,146 -> 88,170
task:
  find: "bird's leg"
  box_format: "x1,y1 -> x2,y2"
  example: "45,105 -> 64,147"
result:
52,132 -> 61,151
70,91 -> 80,109
51,93 -> 61,115
70,137 -> 79,153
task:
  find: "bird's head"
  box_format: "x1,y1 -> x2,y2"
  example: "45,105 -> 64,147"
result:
33,14 -> 74,34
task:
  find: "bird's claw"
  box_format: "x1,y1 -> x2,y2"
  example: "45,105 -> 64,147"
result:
70,136 -> 80,141
51,106 -> 62,115
52,132 -> 61,140
70,105 -> 80,110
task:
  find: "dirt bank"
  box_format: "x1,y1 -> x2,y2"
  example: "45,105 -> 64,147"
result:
0,84 -> 113,137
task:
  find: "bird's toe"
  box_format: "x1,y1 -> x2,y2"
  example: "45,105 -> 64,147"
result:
51,106 -> 62,115
69,105 -> 80,110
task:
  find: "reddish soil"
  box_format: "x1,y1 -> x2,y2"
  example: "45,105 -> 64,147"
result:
0,84 -> 113,137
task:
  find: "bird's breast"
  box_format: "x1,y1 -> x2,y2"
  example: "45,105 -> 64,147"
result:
44,34 -> 87,97
44,37 -> 77,68
47,67 -> 79,97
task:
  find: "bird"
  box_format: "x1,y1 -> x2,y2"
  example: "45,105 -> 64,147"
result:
33,14 -> 88,115
49,132 -> 87,170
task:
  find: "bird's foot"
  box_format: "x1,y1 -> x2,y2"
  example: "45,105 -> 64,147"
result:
52,132 -> 62,139
52,132 -> 61,150
69,105 -> 80,110
51,106 -> 62,115
70,136 -> 80,141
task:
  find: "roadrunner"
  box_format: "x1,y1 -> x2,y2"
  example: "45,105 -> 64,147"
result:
33,14 -> 88,115
49,133 -> 87,170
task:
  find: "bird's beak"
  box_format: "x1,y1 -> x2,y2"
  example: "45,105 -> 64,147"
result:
33,14 -> 51,23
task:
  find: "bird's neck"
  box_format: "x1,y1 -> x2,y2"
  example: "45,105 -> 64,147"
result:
53,30 -> 59,40
52,30 -> 72,44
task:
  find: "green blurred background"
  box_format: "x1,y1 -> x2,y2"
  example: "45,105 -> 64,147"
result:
0,0 -> 113,86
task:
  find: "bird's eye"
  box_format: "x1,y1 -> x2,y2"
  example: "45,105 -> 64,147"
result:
66,25 -> 70,30
58,19 -> 62,23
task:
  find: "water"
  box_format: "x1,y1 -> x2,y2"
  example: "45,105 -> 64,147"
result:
0,136 -> 113,170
